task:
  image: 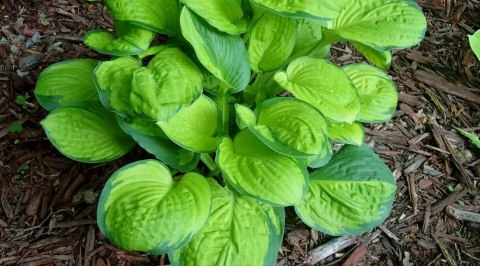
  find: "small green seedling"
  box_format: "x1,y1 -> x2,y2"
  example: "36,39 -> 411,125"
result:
8,122 -> 23,133
34,0 -> 427,264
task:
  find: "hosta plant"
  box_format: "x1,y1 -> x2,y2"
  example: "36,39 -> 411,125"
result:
35,0 -> 427,264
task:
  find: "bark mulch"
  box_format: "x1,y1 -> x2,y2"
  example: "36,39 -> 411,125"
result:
1,0 -> 479,265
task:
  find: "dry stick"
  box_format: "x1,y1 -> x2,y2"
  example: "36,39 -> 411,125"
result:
378,225 -> 401,244
414,70 -> 480,104
431,189 -> 469,216
423,201 -> 432,234
446,206 -> 480,223
407,174 -> 418,213
306,236 -> 359,265
443,135 -> 478,195
432,234 -> 458,266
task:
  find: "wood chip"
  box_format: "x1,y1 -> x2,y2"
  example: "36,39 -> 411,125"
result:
432,234 -> 458,266
431,189 -> 469,216
446,206 -> 480,223
306,236 -> 358,265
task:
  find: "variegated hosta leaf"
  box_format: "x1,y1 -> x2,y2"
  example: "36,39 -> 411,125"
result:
330,0 -> 427,51
180,7 -> 250,94
248,11 -> 296,72
306,143 -> 333,168
104,0 -> 179,34
94,48 -> 203,121
343,64 -> 398,123
274,57 -> 360,123
169,180 -> 284,266
290,18 -> 327,59
217,129 -> 308,206
242,72 -> 282,106
84,22 -> 154,56
97,160 -> 212,253
352,41 -> 392,70
35,59 -> 99,111
235,98 -> 330,157
116,117 -> 199,172
295,145 -> 396,235
157,95 -> 221,153
327,120 -> 365,146
40,104 -> 135,163
469,30 -> 480,60
250,0 -> 346,20
181,0 -> 248,35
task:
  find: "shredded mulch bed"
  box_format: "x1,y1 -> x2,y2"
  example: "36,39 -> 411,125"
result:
1,0 -> 479,265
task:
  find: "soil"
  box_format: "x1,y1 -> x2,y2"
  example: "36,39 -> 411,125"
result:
1,0 -> 480,265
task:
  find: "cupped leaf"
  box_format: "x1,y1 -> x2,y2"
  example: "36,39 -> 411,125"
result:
295,145 -> 396,235
217,129 -> 308,206
157,95 -> 221,153
327,120 -> 365,146
343,64 -> 398,122
180,7 -> 250,94
94,48 -> 203,121
352,41 -> 392,69
248,11 -> 296,72
84,22 -> 154,56
170,180 -> 284,266
40,104 -> 135,163
250,0 -> 345,20
181,0 -> 248,35
307,143 -> 333,168
469,30 -> 480,60
104,0 -> 179,34
242,71 -> 282,105
116,117 -> 199,172
94,56 -> 142,117
235,98 -> 330,157
274,57 -> 360,123
330,0 -> 427,51
35,59 -> 99,111
97,160 -> 212,253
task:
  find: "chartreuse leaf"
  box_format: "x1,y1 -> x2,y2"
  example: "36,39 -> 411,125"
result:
35,59 -> 99,111
104,0 -> 179,34
274,57 -> 360,123
181,0 -> 248,35
94,56 -> 142,117
235,98 -> 330,157
295,145 -> 396,235
250,0 -> 345,20
248,11 -> 296,72
343,64 -> 398,122
97,160 -> 212,253
290,18 -> 326,59
352,41 -> 392,69
454,127 -> 480,150
116,117 -> 199,172
307,143 -> 333,168
84,22 -> 154,56
330,0 -> 427,51
94,48 -> 203,121
217,129 -> 308,206
242,72 -> 282,105
157,95 -> 221,153
170,180 -> 284,266
40,104 -> 135,163
327,121 -> 365,146
469,30 -> 480,60
180,7 -> 250,94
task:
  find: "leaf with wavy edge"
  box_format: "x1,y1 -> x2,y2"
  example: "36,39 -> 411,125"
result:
97,160 -> 212,254
295,145 -> 396,235
343,64 -> 398,123
180,7 -> 250,94
274,57 -> 360,123
104,0 -> 179,34
35,59 -> 99,111
169,179 -> 284,266
217,129 -> 308,206
157,95 -> 221,153
181,0 -> 248,35
352,41 -> 392,70
40,103 -> 135,163
235,98 -> 330,157
330,0 -> 427,51
250,0 -> 346,20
